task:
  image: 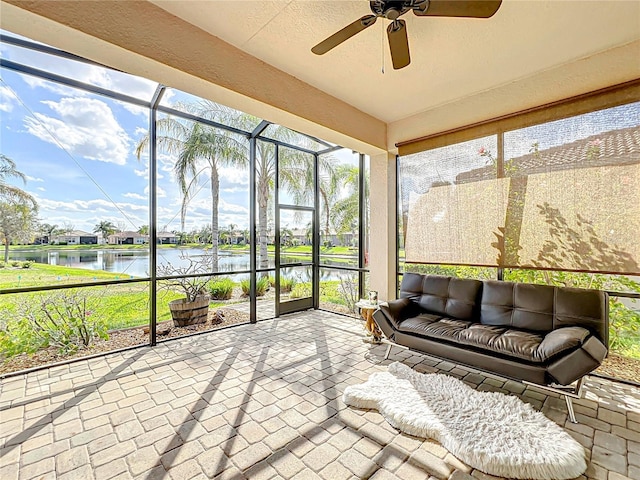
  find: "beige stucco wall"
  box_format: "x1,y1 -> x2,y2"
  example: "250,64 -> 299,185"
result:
369,153 -> 397,302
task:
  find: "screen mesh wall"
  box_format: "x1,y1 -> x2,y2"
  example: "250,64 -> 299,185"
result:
400,102 -> 640,274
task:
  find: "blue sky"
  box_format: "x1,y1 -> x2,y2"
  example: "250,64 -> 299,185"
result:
0,33 -> 358,236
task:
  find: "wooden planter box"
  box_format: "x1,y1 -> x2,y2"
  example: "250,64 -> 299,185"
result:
168,295 -> 210,327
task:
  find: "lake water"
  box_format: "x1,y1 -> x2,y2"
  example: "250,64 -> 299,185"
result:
9,248 -> 357,278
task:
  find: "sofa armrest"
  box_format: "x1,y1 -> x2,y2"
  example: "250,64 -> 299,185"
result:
545,329 -> 608,385
373,298 -> 422,340
537,327 -> 590,362
382,298 -> 422,326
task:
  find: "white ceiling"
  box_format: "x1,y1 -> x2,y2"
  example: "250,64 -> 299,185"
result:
151,0 -> 640,124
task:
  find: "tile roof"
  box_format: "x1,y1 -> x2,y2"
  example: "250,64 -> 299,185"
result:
456,126 -> 640,184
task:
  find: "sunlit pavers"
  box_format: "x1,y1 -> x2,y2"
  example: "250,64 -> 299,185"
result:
1,310 -> 638,479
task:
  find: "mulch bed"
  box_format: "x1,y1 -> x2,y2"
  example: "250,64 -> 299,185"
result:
595,353 -> 640,384
0,307 -> 249,375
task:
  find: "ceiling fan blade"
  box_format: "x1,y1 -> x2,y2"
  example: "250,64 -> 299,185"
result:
387,19 -> 410,70
414,0 -> 502,18
312,15 -> 377,55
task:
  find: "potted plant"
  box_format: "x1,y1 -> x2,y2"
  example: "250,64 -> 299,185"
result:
157,253 -> 213,327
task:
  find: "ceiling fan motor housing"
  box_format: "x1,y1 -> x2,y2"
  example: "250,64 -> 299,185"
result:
369,0 -> 417,20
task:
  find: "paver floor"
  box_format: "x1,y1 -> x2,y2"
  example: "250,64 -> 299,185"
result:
1,310 -> 638,479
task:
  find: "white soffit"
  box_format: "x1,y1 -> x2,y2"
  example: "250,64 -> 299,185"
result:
151,0 -> 640,125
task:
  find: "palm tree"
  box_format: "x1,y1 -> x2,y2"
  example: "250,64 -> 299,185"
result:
38,222 -> 58,244
251,134 -> 336,270
136,102 -> 247,271
0,154 -> 37,208
331,165 -> 368,247
94,221 -> 117,242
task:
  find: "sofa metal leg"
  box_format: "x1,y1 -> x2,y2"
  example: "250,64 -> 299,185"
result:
384,344 -> 393,360
565,395 -> 577,423
524,376 -> 585,424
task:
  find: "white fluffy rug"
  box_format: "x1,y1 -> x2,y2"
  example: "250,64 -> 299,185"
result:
343,362 -> 586,480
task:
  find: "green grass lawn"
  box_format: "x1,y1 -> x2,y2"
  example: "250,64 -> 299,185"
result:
0,263 -> 132,289
0,264 -> 177,330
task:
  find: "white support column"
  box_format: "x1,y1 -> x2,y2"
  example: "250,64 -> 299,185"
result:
369,152 -> 397,302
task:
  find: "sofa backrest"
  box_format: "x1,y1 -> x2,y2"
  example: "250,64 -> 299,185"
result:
480,281 -> 555,332
479,280 -> 608,344
399,273 -> 482,321
555,287 -> 609,347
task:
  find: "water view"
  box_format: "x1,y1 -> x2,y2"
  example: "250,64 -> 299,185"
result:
9,248 -> 356,278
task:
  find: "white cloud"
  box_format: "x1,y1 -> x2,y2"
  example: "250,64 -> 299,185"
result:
222,186 -> 248,193
219,198 -> 248,214
34,195 -> 150,231
22,75 -> 85,97
24,97 -> 131,165
0,85 -> 18,112
135,126 -> 148,138
122,103 -> 149,117
26,175 -> 44,182
219,166 -> 249,186
123,192 -> 146,200
37,187 -> 46,192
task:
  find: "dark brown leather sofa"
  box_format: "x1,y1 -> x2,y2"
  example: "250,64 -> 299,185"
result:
374,273 -> 609,421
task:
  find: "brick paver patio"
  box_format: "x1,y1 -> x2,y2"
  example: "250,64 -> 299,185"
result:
1,310 -> 638,479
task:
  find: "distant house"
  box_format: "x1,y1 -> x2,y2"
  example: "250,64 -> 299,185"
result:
52,230 -> 98,245
157,232 -> 177,244
107,231 -> 149,245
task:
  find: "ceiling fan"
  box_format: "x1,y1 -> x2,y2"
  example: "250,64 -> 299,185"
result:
311,0 -> 502,70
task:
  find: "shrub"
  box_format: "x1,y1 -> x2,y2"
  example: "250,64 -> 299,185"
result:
21,261 -> 32,269
0,263 -> 5,269
290,282 -> 312,298
240,277 -> 269,296
209,277 -> 234,300
280,277 -> 296,293
11,261 -> 20,267
0,290 -> 109,357
265,276 -> 295,292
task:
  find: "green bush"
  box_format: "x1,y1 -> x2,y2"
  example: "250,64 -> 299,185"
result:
240,277 -> 269,297
21,261 -> 32,269
0,290 -> 109,357
264,276 -> 295,293
209,277 -> 234,300
11,261 -> 20,267
0,263 -> 5,269
280,277 -> 296,293
290,282 -> 312,298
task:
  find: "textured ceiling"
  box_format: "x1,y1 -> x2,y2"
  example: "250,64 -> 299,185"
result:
151,0 -> 640,124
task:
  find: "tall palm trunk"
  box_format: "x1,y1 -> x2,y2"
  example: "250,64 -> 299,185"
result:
210,167 -> 219,271
258,179 -> 269,271
321,189 -> 331,237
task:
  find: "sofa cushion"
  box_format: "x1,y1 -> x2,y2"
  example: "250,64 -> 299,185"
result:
398,316 -> 469,341
398,315 -> 591,364
414,276 -> 482,321
480,281 -> 554,332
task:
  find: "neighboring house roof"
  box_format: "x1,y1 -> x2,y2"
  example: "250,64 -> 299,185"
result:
109,231 -> 148,238
157,232 -> 176,237
456,126 -> 640,184
57,230 -> 95,237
